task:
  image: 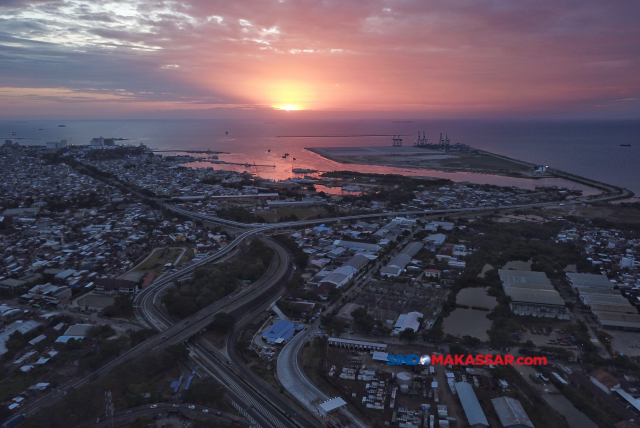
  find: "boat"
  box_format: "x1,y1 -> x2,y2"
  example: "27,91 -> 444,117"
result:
292,168 -> 318,173
268,149 -> 271,152
293,158 -> 296,160
621,144 -> 631,147
58,124 -> 66,127
225,131 -> 228,135
11,132 -> 16,135
282,155 -> 286,158
38,129 -> 43,131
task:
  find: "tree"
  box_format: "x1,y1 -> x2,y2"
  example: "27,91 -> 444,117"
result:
210,312 -> 236,334
462,335 -> 481,347
399,328 -> 418,343
349,307 -> 375,333
166,344 -> 190,362
522,340 -> 536,350
422,326 -> 443,341
184,379 -> 225,407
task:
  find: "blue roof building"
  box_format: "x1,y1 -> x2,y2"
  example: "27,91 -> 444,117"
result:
262,320 -> 297,344
455,381 -> 489,428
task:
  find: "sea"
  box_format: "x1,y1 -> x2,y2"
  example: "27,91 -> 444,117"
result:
2,119 -> 639,197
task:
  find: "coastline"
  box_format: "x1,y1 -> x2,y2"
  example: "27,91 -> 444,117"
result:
306,146 -> 633,201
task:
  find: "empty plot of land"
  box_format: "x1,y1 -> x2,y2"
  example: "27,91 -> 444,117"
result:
132,247 -> 186,275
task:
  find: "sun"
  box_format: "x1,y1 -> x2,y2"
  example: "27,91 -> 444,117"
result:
275,104 -> 299,111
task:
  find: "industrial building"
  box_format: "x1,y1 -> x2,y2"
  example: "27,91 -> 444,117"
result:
592,311 -> 640,331
318,266 -> 354,289
318,397 -> 347,417
566,273 -> 613,291
455,381 -> 489,428
499,270 -> 567,319
568,273 -> 639,330
393,311 -> 422,335
491,396 -> 534,428
327,337 -> 387,351
333,240 -> 381,253
261,320 -> 302,344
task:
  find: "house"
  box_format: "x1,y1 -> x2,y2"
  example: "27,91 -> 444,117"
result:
94,278 -> 138,294
0,278 -> 27,293
424,269 -> 441,278
335,303 -> 364,323
590,369 -> 620,394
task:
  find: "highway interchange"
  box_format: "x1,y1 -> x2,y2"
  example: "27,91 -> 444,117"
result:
17,180 -> 630,427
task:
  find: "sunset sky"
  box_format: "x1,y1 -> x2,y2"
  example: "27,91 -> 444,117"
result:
0,0 -> 639,119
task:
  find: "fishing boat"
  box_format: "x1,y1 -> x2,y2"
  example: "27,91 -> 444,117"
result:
621,144 -> 631,147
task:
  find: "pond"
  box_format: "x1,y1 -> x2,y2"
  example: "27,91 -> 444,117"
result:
441,287 -> 497,341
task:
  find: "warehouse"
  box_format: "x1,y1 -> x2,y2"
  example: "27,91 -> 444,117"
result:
455,382 -> 489,428
504,287 -> 568,319
398,241 -> 424,257
393,311 -> 422,335
499,269 -> 550,284
262,320 -> 301,344
566,273 -> 613,291
592,311 -> 640,331
491,396 -> 534,428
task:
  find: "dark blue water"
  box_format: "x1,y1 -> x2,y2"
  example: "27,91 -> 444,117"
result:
2,119 -> 639,195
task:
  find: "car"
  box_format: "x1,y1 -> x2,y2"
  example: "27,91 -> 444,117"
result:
172,404 -> 179,407
227,360 -> 232,364
188,405 -> 195,409
216,411 -> 222,416
150,405 -> 157,408
126,410 -> 132,414
202,409 -> 209,413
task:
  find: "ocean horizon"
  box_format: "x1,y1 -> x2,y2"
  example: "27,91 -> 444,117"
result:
2,118 -> 639,196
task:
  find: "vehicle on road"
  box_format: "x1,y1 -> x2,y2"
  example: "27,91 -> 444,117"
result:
216,411 -> 221,416
150,405 -> 157,408
203,409 -> 209,413
188,405 -> 195,409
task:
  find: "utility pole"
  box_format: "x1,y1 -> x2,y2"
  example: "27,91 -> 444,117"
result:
105,390 -> 114,428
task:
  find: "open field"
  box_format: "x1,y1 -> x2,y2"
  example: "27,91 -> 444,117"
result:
307,146 -> 551,178
131,247 -> 189,276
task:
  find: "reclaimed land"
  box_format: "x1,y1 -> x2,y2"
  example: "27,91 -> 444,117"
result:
306,145 -> 633,200
306,145 -> 545,178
